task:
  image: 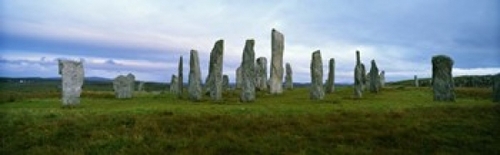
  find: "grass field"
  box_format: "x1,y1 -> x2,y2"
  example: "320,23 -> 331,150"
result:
0,85 -> 499,154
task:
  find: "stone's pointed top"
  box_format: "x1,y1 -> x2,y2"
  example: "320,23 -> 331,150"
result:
215,39 -> 224,44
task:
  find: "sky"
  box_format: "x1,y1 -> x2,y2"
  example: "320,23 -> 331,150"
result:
1,0 -> 499,83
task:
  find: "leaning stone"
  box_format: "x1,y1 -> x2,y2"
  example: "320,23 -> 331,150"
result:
284,62 -> 293,90
369,60 -> 380,93
432,55 -> 455,101
188,50 -> 202,101
492,73 -> 500,103
169,75 -> 178,94
310,50 -> 324,100
113,73 -> 135,99
353,51 -> 363,99
270,29 -> 284,94
137,82 -> 145,91
58,59 -> 84,107
240,39 -> 256,102
325,58 -> 335,93
255,57 -> 268,91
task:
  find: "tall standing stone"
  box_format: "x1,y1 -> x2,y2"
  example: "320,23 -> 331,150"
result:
178,56 -> 183,99
208,40 -> 224,101
414,75 -> 419,87
379,71 -> 385,88
270,29 -> 284,95
170,75 -> 178,94
284,63 -> 293,90
310,50 -> 324,100
325,58 -> 335,93
58,60 -> 84,107
369,60 -> 380,93
354,51 -> 363,99
236,66 -> 242,89
493,73 -> 500,103
223,75 -> 230,91
432,55 -> 455,101
113,73 -> 135,99
188,50 -> 202,101
240,39 -> 256,102
255,57 -> 268,91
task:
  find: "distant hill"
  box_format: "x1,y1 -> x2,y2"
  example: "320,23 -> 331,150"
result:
387,74 -> 495,87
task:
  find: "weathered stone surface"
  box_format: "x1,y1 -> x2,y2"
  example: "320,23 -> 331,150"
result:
325,58 -> 335,93
255,57 -> 268,91
236,66 -> 242,89
379,71 -> 385,88
432,55 -> 455,101
493,73 -> 500,103
414,75 -> 419,87
310,50 -> 324,100
188,50 -> 202,101
170,75 -> 178,94
270,29 -> 284,94
369,60 -> 380,93
284,62 -> 293,90
207,40 -> 224,101
178,56 -> 183,99
113,73 -> 135,99
58,60 -> 84,106
223,75 -> 230,91
353,51 -> 363,98
241,39 -> 256,102
361,63 -> 367,91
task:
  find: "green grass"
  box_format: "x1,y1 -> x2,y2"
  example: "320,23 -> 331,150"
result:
1,87 -> 499,154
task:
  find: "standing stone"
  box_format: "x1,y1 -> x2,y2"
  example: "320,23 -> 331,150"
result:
169,75 -> 178,94
369,60 -> 380,93
414,75 -> 419,87
138,82 -> 145,91
188,50 -> 202,101
255,57 -> 268,91
325,58 -> 335,93
310,50 -> 324,100
361,63 -> 367,91
58,60 -> 84,107
379,71 -> 385,88
207,40 -> 224,101
223,75 -> 230,91
284,63 -> 293,90
354,51 -> 363,99
113,73 -> 135,99
236,66 -> 243,89
493,73 -> 500,103
432,55 -> 455,101
240,39 -> 256,102
270,29 -> 284,95
178,56 -> 183,99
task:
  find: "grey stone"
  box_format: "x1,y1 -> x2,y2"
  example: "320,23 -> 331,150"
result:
369,60 -> 380,93
169,75 -> 178,94
310,50 -> 324,100
493,73 -> 500,102
432,55 -> 455,101
58,59 -> 84,107
223,74 -> 230,91
207,40 -> 224,101
113,73 -> 135,99
255,57 -> 268,91
284,62 -> 293,90
270,29 -> 284,94
379,71 -> 385,88
414,75 -> 419,87
188,50 -> 202,101
325,58 -> 335,93
178,56 -> 183,99
236,66 -> 242,89
361,63 -> 367,91
138,82 -> 145,91
353,51 -> 363,99
240,39 -> 256,102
